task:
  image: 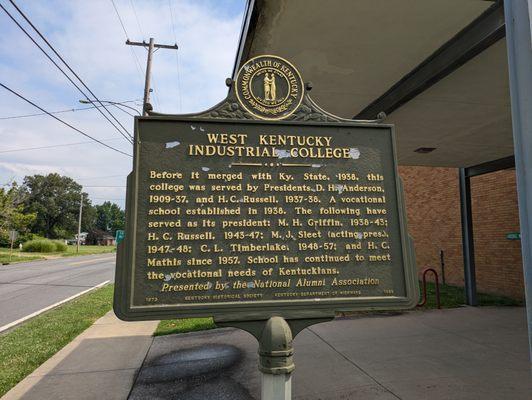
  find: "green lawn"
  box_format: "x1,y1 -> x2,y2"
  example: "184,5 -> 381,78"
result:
154,283 -> 523,337
420,281 -> 523,309
0,250 -> 44,264
60,245 -> 116,257
0,245 -> 116,264
155,317 -> 216,336
0,284 -> 114,397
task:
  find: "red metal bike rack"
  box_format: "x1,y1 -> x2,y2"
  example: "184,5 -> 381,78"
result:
417,267 -> 441,309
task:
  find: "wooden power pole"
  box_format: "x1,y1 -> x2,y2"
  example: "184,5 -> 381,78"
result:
126,38 -> 178,116
77,193 -> 83,253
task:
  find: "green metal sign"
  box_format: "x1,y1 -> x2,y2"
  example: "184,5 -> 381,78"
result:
114,55 -> 418,322
506,232 -> 521,240
115,230 -> 125,244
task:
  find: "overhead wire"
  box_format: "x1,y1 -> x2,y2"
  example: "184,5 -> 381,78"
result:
129,0 -> 145,38
168,0 -> 182,112
0,82 -> 132,158
0,4 -> 132,144
0,100 -> 140,120
77,174 -> 127,180
110,0 -> 146,86
5,0 -> 134,143
0,138 -> 122,154
92,198 -> 126,201
110,0 -> 129,38
1,4 -> 133,145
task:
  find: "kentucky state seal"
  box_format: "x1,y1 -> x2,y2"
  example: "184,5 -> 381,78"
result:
235,55 -> 304,120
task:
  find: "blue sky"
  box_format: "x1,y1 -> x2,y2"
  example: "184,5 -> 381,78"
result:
0,0 -> 246,207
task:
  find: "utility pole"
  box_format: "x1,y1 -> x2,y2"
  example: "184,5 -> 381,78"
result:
126,38 -> 178,116
77,193 -> 83,254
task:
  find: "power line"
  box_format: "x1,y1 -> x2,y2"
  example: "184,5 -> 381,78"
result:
0,100 -> 140,121
129,0 -> 145,38
7,0 -> 134,142
1,107 -> 90,121
5,0 -> 134,143
77,174 -> 127,180
0,82 -> 132,158
110,0 -> 129,38
92,197 -> 126,200
109,0 -> 145,86
0,138 -> 122,154
168,0 -> 182,112
1,3 -> 133,144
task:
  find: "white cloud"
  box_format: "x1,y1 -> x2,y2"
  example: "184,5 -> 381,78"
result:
0,0 -> 245,207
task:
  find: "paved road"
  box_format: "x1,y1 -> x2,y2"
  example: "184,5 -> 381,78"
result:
0,253 -> 115,328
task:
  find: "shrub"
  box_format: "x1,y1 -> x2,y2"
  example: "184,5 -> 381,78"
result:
0,232 -> 8,248
16,233 -> 42,247
52,240 -> 67,252
22,239 -> 57,253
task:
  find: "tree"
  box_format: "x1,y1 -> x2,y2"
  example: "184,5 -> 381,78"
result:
0,182 -> 36,246
22,173 -> 91,238
95,201 -> 125,236
82,203 -> 97,233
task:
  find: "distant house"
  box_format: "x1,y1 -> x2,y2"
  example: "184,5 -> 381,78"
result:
67,232 -> 88,245
85,229 -> 116,246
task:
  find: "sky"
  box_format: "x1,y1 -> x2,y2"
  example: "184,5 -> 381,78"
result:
0,0 -> 246,208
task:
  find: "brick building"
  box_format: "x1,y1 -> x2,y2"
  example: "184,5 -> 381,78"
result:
400,166 -> 524,300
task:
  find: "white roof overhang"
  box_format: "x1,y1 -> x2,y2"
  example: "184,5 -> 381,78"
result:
233,0 -> 510,167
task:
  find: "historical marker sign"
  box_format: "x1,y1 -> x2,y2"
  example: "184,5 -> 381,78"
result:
114,56 -> 418,322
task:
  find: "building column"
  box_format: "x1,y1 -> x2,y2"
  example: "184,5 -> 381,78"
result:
504,0 -> 532,362
459,168 -> 477,306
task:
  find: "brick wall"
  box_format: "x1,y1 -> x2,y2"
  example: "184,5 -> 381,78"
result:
470,169 -> 524,299
398,166 -> 524,300
398,166 -> 465,287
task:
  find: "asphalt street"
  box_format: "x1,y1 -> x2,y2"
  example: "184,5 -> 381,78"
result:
0,253 -> 115,329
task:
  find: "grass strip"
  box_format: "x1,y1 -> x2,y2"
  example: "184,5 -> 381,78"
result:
0,252 -> 44,264
0,245 -> 116,264
422,281 -> 523,309
59,245 -> 116,257
155,317 -> 216,336
155,283 -> 523,336
0,284 -> 114,397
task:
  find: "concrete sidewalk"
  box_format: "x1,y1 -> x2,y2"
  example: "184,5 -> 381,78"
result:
2,311 -> 158,400
4,307 -> 531,399
130,307 -> 532,400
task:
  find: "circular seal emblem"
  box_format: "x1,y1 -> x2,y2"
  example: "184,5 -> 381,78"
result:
235,55 -> 304,120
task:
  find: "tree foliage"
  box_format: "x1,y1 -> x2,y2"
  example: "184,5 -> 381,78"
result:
0,182 -> 36,246
22,173 -> 92,239
95,201 -> 125,236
